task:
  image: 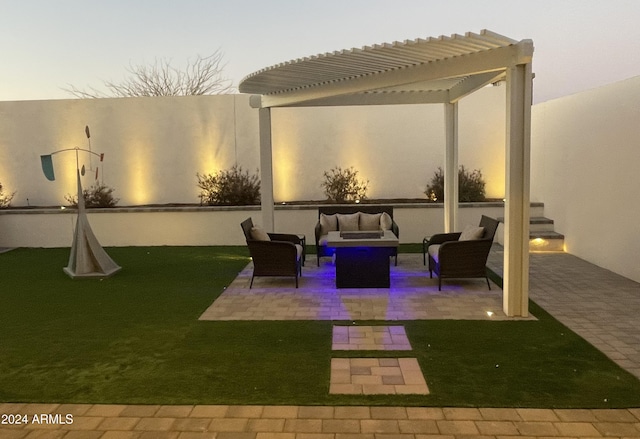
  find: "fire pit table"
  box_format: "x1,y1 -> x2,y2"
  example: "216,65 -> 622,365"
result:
325,230 -> 399,288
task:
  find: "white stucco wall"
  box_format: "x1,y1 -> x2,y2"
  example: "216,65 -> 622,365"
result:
0,95 -> 260,206
270,85 -> 506,202
0,86 -> 506,208
531,75 -> 640,283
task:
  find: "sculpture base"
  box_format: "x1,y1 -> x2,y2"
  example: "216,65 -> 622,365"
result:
63,266 -> 121,279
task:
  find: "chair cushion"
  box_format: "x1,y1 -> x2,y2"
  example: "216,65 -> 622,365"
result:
359,212 -> 382,231
250,226 -> 271,241
337,213 -> 359,231
319,213 -> 338,235
459,225 -> 485,241
428,244 -> 441,263
295,244 -> 304,260
380,212 -> 393,230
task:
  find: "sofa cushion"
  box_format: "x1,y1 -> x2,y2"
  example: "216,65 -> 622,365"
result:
359,212 -> 382,231
319,213 -> 338,236
250,227 -> 271,241
459,225 -> 485,241
380,212 -> 393,230
337,213 -> 359,231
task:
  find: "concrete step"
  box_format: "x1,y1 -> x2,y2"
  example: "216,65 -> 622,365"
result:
529,216 -> 556,232
496,217 -> 564,252
497,217 -> 558,234
529,231 -> 565,252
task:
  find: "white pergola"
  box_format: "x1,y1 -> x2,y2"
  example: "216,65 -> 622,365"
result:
239,30 -> 533,317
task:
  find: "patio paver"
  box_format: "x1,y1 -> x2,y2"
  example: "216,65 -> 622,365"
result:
331,325 -> 411,350
200,254 -> 533,321
2,404 -> 639,437
329,358 -> 430,395
488,244 -> 640,379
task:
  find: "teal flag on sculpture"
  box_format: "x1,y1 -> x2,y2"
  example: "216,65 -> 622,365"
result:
40,154 -> 55,181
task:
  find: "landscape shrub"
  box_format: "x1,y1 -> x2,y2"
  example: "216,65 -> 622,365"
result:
321,166 -> 369,203
0,182 -> 16,208
425,165 -> 486,202
65,183 -> 119,207
197,165 -> 261,206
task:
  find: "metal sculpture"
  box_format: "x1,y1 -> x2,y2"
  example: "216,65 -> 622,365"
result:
40,126 -> 121,278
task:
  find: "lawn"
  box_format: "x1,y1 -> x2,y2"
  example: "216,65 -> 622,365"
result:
1,246 -> 639,408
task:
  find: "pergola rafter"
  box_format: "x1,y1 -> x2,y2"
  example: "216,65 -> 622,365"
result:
239,29 -> 533,317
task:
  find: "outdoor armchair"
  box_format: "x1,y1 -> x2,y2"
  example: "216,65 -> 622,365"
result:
424,215 -> 499,291
240,217 -> 303,288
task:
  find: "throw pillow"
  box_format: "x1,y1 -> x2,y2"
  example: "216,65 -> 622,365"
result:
359,212 -> 382,231
337,212 -> 359,231
380,212 -> 393,230
319,213 -> 338,235
250,226 -> 271,241
459,225 -> 485,241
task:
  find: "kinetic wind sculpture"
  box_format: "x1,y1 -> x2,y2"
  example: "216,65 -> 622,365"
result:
40,126 -> 121,279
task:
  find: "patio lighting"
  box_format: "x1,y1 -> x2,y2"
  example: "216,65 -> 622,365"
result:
486,311 -> 494,317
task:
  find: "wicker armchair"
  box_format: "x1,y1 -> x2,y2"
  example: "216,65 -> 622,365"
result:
240,218 -> 303,288
424,215 -> 499,291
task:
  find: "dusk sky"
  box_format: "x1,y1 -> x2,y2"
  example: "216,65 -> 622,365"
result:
1,0 -> 639,103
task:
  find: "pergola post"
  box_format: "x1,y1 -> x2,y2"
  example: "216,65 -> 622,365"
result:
503,63 -> 532,317
444,102 -> 459,232
259,108 -> 275,232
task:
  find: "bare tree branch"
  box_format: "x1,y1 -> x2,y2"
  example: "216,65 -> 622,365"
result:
63,49 -> 234,98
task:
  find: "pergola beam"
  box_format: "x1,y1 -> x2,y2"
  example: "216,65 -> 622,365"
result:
449,71 -> 506,103
273,90 -> 449,107
256,41 -> 532,108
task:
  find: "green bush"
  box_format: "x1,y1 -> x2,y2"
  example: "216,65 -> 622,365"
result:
197,165 -> 261,206
0,182 -> 16,208
65,183 -> 119,208
321,166 -> 369,203
425,165 -> 486,202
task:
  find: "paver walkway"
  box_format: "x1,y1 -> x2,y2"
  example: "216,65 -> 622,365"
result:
488,245 -> 640,380
2,403 -> 639,438
329,325 -> 428,395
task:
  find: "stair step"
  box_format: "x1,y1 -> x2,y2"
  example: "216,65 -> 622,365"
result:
529,231 -> 564,252
497,217 -> 558,233
497,216 -> 554,225
496,216 -> 564,252
530,231 -> 564,240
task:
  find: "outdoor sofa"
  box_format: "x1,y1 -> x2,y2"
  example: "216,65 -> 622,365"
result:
314,205 -> 399,266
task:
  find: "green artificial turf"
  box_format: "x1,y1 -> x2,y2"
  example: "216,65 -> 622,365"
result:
1,246 -> 639,407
